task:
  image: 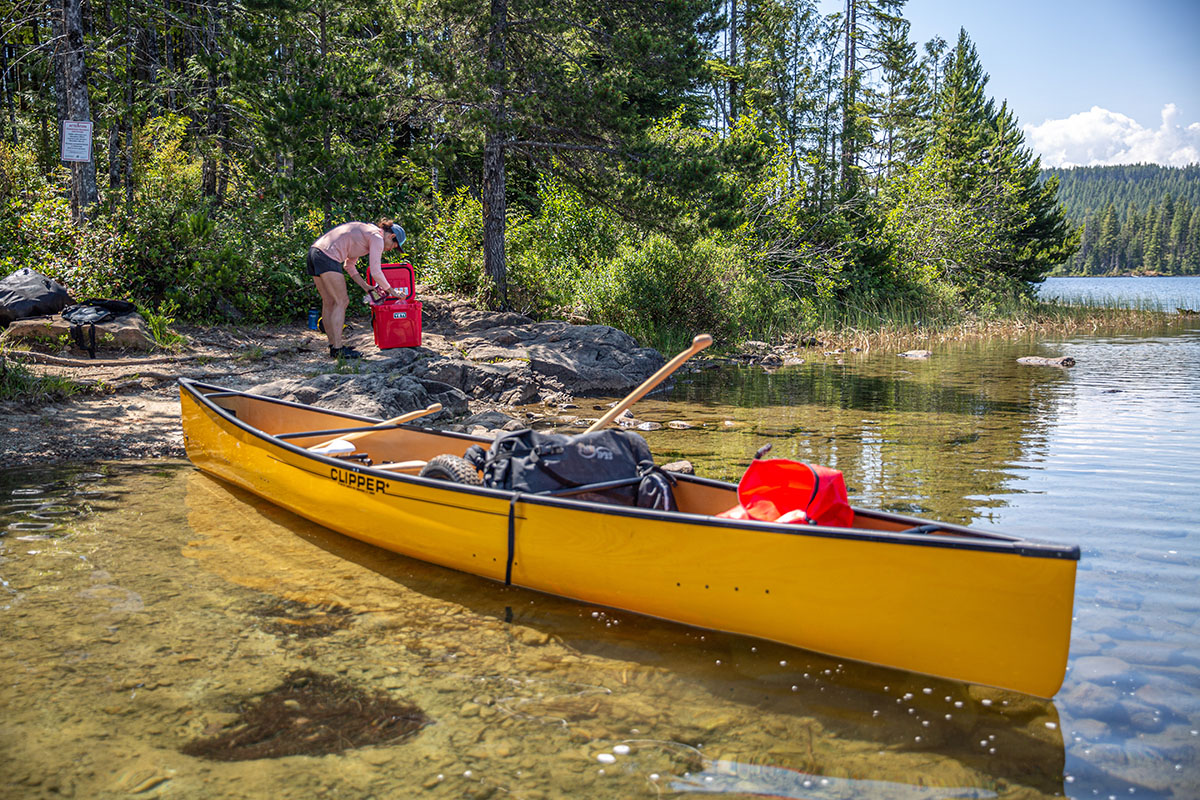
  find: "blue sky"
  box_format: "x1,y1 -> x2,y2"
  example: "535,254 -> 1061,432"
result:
821,0 -> 1200,166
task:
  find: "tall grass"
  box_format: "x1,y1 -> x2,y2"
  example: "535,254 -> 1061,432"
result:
799,298 -> 1183,353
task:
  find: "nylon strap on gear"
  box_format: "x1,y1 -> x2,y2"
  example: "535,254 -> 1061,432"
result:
505,492 -> 522,586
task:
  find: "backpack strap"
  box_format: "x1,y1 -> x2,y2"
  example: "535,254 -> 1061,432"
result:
69,321 -> 98,358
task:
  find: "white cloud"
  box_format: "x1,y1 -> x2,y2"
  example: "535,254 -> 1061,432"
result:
1022,104 -> 1200,168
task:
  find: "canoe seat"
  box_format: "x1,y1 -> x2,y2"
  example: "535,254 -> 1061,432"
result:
373,460 -> 428,473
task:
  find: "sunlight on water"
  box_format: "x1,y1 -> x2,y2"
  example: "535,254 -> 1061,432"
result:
672,759 -> 1000,798
1,464 -> 1068,799
2,318 -> 1198,799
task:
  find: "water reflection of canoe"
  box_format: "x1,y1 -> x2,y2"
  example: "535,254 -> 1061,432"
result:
179,378 -> 1079,698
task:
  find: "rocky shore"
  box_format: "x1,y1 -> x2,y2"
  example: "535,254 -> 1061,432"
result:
1,291 -> 803,468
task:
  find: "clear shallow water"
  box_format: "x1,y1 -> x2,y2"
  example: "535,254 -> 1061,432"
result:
2,464 -> 1067,799
2,319 -> 1198,799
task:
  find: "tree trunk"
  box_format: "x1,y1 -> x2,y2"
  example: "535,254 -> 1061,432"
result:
2,40 -> 16,145
840,0 -> 857,196
54,11 -> 68,141
107,123 -> 121,191
164,0 -> 175,109
105,1 -> 120,193
201,0 -> 219,197
31,18 -> 51,166
217,0 -> 231,204
124,11 -> 134,208
62,0 -> 98,223
727,0 -> 738,125
319,3 -> 332,230
481,0 -> 508,309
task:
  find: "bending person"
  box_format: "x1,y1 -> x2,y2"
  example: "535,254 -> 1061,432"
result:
307,218 -> 407,359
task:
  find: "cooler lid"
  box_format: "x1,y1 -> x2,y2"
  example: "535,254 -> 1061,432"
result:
372,262 -> 416,299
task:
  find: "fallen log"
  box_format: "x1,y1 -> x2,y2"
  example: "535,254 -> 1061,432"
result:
1017,356 -> 1075,368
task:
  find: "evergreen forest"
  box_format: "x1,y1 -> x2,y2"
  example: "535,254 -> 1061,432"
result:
1042,165 -> 1200,276
2,0 -> 1084,346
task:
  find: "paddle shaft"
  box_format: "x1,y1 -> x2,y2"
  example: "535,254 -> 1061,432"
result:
313,403 -> 441,448
585,334 -> 712,433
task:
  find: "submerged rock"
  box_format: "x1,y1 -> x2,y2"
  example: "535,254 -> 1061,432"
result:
180,669 -> 428,760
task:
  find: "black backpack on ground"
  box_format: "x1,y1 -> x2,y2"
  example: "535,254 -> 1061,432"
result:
61,299 -> 138,358
464,428 -> 676,510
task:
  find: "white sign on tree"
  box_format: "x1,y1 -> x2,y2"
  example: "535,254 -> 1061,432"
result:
61,120 -> 93,163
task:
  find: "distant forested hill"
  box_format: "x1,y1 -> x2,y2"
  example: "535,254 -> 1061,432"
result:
1041,164 -> 1200,275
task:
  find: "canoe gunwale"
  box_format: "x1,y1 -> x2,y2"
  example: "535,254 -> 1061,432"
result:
179,378 -> 1080,562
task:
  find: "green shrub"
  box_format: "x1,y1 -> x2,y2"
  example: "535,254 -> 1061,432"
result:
506,178 -> 622,316
573,234 -> 728,348
419,188 -> 484,298
137,299 -> 188,350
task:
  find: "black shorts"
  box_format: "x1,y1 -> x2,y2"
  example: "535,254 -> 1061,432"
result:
306,247 -> 343,277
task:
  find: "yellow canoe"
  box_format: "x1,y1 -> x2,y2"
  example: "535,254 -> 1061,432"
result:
179,378 -> 1079,697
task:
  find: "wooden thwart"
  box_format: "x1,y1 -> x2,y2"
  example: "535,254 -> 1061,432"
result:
373,460 -> 428,473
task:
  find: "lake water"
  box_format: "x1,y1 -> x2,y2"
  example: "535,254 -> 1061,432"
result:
1038,275 -> 1200,311
2,305 -> 1197,798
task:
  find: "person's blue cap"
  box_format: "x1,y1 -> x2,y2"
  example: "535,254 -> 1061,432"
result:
390,224 -> 406,249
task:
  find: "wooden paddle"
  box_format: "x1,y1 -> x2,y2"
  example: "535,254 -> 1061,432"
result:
585,334 -> 712,433
310,403 -> 442,450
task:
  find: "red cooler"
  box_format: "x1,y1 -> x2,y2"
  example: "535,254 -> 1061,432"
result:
368,263 -> 423,348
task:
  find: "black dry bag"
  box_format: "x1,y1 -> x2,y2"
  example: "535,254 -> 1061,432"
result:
0,268 -> 72,327
465,428 -> 676,510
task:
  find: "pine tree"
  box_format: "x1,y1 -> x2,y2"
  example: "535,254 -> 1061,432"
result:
930,29 -> 991,197
1098,203 -> 1120,273
1188,206 -> 1200,272
1169,197 -> 1188,274
1076,211 -> 1097,273
231,0 -> 401,231
1124,207 -> 1143,269
1143,207 -> 1162,272
874,10 -> 917,182
883,29 -> 1074,286
410,0 -> 717,308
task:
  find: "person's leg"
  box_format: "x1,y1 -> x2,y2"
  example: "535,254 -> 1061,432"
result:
313,271 -> 349,350
311,277 -> 335,348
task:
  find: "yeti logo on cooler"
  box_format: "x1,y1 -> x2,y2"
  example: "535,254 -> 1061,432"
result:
393,311 -> 407,319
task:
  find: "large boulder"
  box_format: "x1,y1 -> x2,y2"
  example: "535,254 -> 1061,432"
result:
1,311 -> 155,352
373,302 -> 666,405
254,295 -> 668,428
441,319 -> 664,399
